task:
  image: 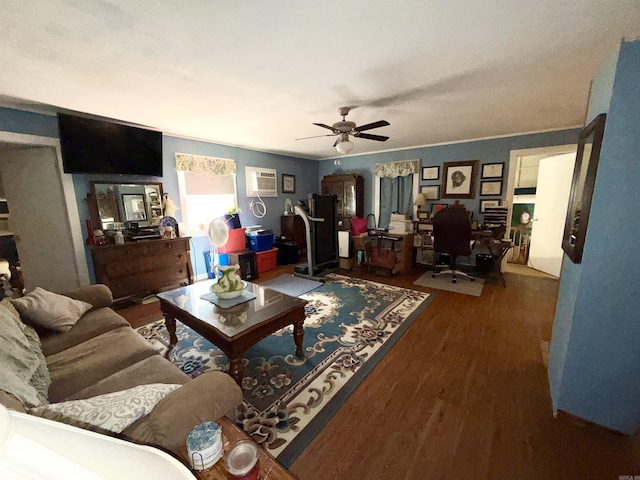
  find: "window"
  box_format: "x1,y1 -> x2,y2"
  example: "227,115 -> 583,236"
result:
175,154 -> 238,237
374,160 -> 420,229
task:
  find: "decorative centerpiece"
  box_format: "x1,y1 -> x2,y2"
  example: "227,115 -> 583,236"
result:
210,264 -> 246,299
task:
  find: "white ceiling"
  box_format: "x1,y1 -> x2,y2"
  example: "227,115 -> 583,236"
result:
1,1 -> 639,160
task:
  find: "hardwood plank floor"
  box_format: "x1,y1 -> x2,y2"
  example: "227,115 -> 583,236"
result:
118,264 -> 640,479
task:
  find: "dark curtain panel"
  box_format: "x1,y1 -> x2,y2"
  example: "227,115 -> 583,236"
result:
379,174 -> 413,229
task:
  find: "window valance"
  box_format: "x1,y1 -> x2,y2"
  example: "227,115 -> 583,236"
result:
375,159 -> 419,178
175,153 -> 236,177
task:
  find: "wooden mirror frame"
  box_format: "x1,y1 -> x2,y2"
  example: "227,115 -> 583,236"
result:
562,113 -> 606,264
88,181 -> 163,231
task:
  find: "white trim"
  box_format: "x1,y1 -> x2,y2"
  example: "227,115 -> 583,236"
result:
0,131 -> 90,287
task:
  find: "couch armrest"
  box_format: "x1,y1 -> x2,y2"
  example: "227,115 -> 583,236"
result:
64,284 -> 113,309
121,371 -> 242,454
0,390 -> 27,413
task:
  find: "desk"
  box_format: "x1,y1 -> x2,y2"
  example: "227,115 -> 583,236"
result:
474,235 -> 512,287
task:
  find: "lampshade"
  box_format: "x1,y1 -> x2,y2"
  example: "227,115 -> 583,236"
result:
335,140 -> 354,155
413,192 -> 427,206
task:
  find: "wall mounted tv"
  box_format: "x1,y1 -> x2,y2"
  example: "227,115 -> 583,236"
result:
58,113 -> 163,176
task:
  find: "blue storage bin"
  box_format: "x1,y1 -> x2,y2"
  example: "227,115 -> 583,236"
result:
248,232 -> 274,252
204,251 -> 229,279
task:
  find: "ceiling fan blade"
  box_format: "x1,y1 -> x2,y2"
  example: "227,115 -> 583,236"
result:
353,120 -> 390,132
354,132 -> 389,142
296,134 -> 335,140
313,123 -> 337,132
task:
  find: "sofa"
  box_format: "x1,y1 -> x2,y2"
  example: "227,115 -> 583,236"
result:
0,283 -> 243,459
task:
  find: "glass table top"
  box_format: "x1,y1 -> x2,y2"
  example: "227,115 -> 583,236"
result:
156,280 -> 307,338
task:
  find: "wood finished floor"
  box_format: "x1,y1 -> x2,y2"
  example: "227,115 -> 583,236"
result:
118,265 -> 640,479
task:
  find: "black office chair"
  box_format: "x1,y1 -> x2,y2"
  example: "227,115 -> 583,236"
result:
431,207 -> 475,283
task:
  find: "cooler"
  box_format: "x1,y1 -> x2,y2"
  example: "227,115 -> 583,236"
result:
248,231 -> 275,252
218,227 -> 247,253
255,248 -> 278,273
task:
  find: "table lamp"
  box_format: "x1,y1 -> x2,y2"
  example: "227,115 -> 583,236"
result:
413,192 -> 427,219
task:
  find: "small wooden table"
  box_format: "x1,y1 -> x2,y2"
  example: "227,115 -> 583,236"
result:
156,281 -> 307,385
178,416 -> 297,480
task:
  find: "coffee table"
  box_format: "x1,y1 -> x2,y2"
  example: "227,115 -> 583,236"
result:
156,280 -> 307,385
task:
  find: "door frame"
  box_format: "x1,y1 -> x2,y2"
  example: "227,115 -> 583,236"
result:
0,131 -> 90,287
506,144 -> 577,270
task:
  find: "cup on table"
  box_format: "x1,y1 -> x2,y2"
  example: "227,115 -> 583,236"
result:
226,440 -> 260,480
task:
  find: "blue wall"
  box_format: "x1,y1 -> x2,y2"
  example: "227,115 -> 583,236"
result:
0,105 -> 581,283
549,39 -> 640,433
0,107 -> 58,138
0,106 -> 317,281
319,129 -> 581,220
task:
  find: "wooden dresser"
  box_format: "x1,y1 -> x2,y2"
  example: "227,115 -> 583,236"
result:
90,237 -> 193,299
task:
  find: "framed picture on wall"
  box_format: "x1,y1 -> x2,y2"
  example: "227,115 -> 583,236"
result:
479,199 -> 501,213
480,180 -> 502,196
441,160 -> 479,199
421,166 -> 440,181
282,174 -> 296,194
420,185 -> 439,200
562,113 -> 607,264
481,162 -> 504,179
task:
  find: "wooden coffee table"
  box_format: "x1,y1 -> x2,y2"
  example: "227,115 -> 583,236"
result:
156,280 -> 307,384
177,416 -> 297,479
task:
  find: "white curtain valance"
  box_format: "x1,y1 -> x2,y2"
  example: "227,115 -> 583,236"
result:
175,153 -> 236,177
375,159 -> 419,178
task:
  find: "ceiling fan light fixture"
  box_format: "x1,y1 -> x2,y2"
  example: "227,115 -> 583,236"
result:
335,139 -> 354,155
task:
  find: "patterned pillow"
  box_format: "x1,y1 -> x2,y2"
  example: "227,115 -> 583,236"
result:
11,287 -> 92,332
29,383 -> 181,433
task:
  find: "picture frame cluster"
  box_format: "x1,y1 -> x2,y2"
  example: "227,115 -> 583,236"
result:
419,159 -> 505,216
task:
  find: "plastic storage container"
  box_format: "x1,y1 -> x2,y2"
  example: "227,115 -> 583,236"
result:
248,232 -> 274,252
255,248 -> 278,273
218,227 -> 247,253
204,252 -> 230,279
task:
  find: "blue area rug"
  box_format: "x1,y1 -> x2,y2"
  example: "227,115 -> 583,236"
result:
137,274 -> 433,467
259,273 -> 323,297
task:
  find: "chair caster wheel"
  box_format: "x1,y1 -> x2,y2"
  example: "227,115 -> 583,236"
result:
432,274 -> 436,278
471,278 -> 475,282
452,279 -> 457,284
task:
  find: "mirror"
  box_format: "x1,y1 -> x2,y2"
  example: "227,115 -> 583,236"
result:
562,113 -> 606,264
90,182 -> 163,230
122,194 -> 147,221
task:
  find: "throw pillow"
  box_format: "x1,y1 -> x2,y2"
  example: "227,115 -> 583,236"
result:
11,287 -> 92,332
29,383 -> 181,434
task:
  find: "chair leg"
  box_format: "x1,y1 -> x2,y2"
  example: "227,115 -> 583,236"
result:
432,254 -> 475,283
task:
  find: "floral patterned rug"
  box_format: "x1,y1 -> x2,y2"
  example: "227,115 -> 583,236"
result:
136,274 -> 433,467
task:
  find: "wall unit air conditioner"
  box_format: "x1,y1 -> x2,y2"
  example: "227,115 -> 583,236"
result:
245,166 -> 277,197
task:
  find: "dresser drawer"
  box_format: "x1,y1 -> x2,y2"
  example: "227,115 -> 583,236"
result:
92,243 -> 150,264
148,238 -> 190,256
90,237 -> 193,299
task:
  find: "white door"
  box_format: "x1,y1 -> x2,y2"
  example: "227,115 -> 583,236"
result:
0,146 -> 86,292
527,153 -> 575,277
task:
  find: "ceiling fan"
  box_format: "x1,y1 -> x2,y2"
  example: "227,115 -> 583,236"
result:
297,107 -> 390,154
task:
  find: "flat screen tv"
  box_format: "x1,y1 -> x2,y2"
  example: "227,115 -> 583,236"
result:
58,113 -> 163,176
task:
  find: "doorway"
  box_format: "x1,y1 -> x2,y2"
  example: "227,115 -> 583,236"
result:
0,133 -> 89,293
505,145 -> 577,278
